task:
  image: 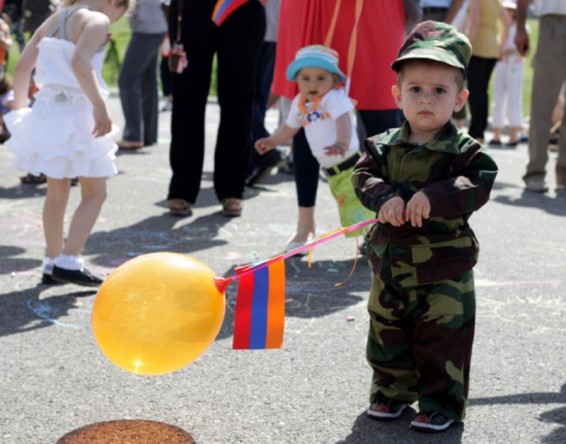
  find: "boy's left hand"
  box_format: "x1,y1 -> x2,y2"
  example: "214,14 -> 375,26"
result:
405,191 -> 431,227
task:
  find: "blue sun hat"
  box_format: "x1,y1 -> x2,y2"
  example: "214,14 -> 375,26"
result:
286,45 -> 346,82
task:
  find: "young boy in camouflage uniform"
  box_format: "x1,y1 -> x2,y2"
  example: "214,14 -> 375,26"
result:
352,21 -> 498,432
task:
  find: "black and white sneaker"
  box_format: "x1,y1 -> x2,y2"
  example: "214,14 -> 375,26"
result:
52,266 -> 103,287
367,393 -> 408,420
410,410 -> 454,432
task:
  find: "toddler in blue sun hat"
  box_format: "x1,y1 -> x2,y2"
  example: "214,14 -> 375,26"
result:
255,44 -> 373,252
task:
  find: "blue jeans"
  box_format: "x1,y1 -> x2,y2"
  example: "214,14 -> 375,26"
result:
118,32 -> 166,145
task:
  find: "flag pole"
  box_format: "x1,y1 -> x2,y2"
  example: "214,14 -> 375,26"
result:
214,217 -> 378,293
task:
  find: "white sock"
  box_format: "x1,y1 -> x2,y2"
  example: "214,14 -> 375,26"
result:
54,255 -> 84,271
42,257 -> 56,275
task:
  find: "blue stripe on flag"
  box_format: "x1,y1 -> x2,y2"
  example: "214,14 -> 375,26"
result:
249,266 -> 268,349
214,0 -> 232,20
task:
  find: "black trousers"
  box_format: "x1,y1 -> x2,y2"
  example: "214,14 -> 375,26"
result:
167,0 -> 265,203
467,55 -> 497,141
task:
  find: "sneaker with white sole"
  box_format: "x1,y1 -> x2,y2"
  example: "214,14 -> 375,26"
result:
410,410 -> 454,432
367,393 -> 408,420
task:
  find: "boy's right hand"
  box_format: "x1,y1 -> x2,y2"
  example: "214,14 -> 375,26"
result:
255,138 -> 275,155
378,196 -> 405,227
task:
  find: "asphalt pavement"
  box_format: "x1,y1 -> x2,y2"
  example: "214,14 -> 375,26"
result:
0,90 -> 565,444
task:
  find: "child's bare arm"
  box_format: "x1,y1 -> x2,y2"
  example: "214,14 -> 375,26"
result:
12,32 -> 41,109
255,123 -> 298,154
71,13 -> 112,137
324,112 -> 350,157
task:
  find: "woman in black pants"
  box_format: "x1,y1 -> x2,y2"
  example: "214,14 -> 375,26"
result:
166,0 -> 265,217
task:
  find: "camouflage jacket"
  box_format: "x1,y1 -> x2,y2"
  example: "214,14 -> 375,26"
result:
352,121 -> 498,287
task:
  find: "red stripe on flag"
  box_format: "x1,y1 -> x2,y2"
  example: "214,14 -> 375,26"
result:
232,265 -> 254,349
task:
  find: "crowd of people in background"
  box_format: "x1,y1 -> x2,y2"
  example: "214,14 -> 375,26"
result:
1,0 -> 564,195
0,1 -> 564,222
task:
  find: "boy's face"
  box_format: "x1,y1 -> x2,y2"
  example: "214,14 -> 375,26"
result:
392,62 -> 469,144
296,67 -> 337,101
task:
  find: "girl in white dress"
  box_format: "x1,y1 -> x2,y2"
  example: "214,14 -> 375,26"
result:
490,0 -> 526,147
4,0 -> 129,286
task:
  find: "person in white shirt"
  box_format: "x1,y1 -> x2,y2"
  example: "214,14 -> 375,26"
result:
515,0 -> 566,192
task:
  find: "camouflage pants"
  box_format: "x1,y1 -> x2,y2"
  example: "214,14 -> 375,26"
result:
366,263 -> 475,421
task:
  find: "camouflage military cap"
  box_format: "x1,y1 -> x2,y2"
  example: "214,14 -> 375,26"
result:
391,20 -> 471,75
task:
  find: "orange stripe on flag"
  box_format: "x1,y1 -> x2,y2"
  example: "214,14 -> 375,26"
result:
265,259 -> 285,348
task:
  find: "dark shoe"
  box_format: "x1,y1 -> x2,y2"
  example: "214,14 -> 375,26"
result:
246,150 -> 285,186
488,139 -> 502,147
41,273 -> 64,285
367,393 -> 408,420
246,164 -> 274,186
505,141 -> 519,148
52,265 -> 103,287
20,173 -> 47,184
410,410 -> 454,432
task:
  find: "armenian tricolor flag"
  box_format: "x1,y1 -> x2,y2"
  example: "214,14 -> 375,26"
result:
212,0 -> 250,26
232,259 -> 286,349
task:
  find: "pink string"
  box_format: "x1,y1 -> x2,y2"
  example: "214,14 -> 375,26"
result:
214,217 -> 379,292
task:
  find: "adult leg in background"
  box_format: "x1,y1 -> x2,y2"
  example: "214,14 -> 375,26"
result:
467,55 -> 497,141
525,15 -> 566,188
141,36 -> 164,146
118,32 -> 165,145
214,0 -> 265,201
167,0 -> 215,205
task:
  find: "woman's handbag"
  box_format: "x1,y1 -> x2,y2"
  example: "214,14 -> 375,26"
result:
169,0 -> 188,73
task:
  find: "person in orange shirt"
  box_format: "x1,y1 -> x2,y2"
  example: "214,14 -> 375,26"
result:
271,0 -> 406,251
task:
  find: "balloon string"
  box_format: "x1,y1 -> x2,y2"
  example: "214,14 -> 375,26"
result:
334,235 -> 360,287
214,217 -> 379,292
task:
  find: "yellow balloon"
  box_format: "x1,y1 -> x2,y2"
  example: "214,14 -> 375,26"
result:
92,253 -> 225,376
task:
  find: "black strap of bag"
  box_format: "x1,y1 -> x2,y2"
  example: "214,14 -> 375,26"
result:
174,0 -> 184,45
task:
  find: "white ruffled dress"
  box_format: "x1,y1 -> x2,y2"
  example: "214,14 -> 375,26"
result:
5,32 -> 118,179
